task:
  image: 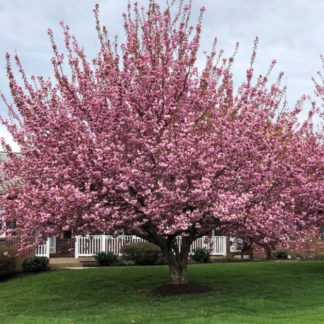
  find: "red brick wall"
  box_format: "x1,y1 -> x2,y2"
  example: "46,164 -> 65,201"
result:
1,234 -> 75,259
253,236 -> 324,259
0,237 -> 20,251
51,237 -> 75,258
285,238 -> 324,257
0,237 -> 34,271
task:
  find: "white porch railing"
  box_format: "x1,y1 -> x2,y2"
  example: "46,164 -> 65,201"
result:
190,236 -> 227,256
74,235 -> 227,258
35,237 -> 56,258
74,235 -> 145,258
35,240 -> 49,258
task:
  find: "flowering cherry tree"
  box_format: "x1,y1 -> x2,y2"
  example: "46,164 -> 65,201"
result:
1,1 -> 323,284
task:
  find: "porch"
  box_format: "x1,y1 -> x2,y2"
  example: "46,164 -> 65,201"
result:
35,235 -> 227,259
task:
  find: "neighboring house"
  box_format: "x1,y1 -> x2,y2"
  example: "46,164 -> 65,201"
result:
1,151 -> 323,261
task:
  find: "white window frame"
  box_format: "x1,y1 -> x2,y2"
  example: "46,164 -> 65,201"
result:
0,216 -> 6,239
49,236 -> 56,253
229,237 -> 243,252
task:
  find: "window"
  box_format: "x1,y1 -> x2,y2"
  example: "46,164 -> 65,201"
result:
49,237 -> 56,253
6,221 -> 16,237
63,230 -> 72,239
0,216 -> 5,239
230,237 -> 243,252
0,214 -> 16,238
212,229 -> 222,236
320,226 -> 324,240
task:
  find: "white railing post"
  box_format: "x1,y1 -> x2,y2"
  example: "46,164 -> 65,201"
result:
45,238 -> 50,258
222,236 -> 227,256
75,236 -> 79,258
101,235 -> 106,253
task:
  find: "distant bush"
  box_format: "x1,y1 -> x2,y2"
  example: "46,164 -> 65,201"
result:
95,252 -> 118,266
0,247 -> 16,277
191,247 -> 211,263
289,253 -> 308,260
120,259 -> 135,266
314,254 -> 324,261
272,250 -> 289,260
121,242 -> 161,265
22,256 -> 49,272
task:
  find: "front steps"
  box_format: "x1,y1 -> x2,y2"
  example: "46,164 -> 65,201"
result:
49,257 -> 96,269
49,258 -> 81,269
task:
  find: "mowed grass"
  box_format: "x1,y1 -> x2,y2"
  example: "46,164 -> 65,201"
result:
1,262 -> 324,323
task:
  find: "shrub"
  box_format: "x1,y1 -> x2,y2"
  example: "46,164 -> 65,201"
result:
272,250 -> 289,259
95,252 -> 118,266
121,242 -> 161,265
314,254 -> 324,261
120,259 -> 135,266
190,247 -> 211,263
0,247 -> 16,277
22,256 -> 49,272
289,252 -> 307,260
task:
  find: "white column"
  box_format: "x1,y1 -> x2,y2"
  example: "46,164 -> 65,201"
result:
223,236 -> 227,256
101,235 -> 106,253
46,238 -> 50,258
75,236 -> 79,258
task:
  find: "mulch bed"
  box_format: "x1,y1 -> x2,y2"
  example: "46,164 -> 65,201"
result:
0,271 -> 49,283
0,272 -> 28,283
152,282 -> 212,296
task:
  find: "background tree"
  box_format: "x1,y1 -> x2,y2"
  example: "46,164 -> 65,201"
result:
1,0 -> 323,284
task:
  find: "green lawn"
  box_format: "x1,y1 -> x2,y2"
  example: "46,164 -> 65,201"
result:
1,262 -> 324,323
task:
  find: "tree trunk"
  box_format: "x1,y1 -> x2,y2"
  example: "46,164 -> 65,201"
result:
162,237 -> 191,285
167,251 -> 189,284
131,226 -> 193,285
265,246 -> 272,260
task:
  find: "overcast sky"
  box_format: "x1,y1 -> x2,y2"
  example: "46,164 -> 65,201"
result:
0,0 -> 323,150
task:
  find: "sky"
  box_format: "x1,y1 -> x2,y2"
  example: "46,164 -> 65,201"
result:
0,0 -> 323,151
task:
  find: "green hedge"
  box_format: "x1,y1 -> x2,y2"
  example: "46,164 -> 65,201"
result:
190,247 -> 211,263
121,242 -> 162,265
272,250 -> 289,259
22,256 -> 49,272
95,252 -> 118,266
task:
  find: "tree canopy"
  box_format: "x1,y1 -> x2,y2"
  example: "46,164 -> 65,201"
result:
0,0 -> 323,283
